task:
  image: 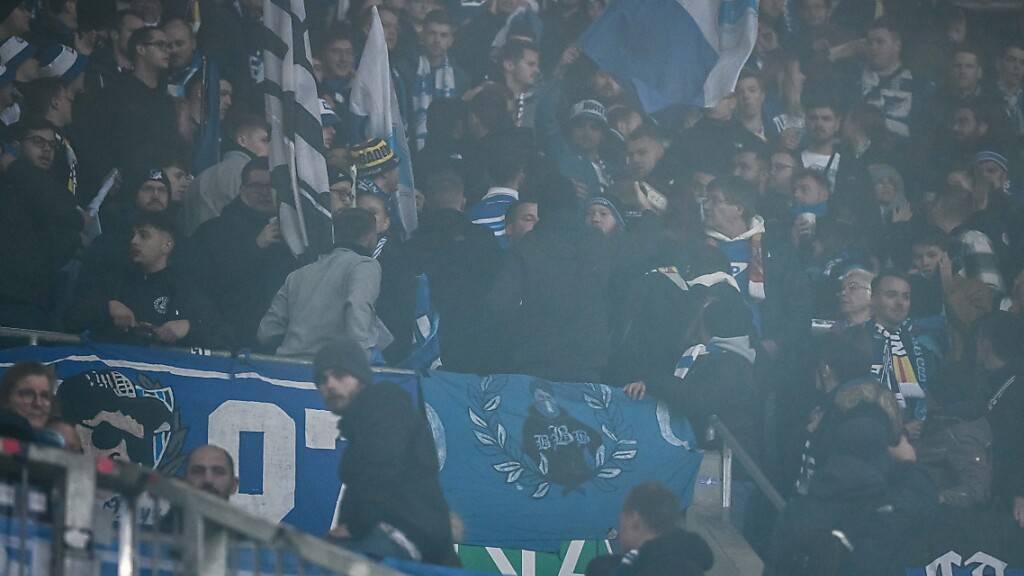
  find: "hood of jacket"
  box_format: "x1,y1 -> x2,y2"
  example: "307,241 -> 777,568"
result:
709,335 -> 757,364
705,215 -> 766,243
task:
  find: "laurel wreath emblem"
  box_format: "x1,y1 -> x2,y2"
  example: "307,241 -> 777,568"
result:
469,376 -> 638,499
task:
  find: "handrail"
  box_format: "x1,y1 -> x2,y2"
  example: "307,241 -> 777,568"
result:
0,435 -> 406,576
100,461 -> 404,575
708,415 -> 787,513
0,325 -> 416,376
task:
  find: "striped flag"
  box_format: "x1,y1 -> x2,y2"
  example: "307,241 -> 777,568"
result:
261,0 -> 334,257
349,6 -> 418,238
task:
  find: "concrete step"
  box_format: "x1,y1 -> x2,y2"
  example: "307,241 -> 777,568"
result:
685,451 -> 765,576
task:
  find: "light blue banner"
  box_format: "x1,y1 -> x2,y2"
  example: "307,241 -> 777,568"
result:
421,373 -> 703,552
0,344 -> 702,555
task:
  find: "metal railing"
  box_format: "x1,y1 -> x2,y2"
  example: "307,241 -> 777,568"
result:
0,326 -> 415,377
708,415 -> 787,514
0,437 -> 404,576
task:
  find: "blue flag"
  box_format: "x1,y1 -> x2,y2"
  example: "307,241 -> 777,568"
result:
580,0 -> 757,113
0,344 -> 701,558
421,373 -> 703,551
350,7 -> 418,238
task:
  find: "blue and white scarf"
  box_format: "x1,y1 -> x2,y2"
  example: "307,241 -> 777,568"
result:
412,55 -> 456,151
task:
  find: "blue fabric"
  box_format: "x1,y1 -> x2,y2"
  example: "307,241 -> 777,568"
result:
580,0 -> 718,113
0,344 -> 702,555
191,59 -> 223,174
716,237 -> 753,295
467,193 -> 516,249
421,373 -> 703,551
400,273 -> 441,372
0,342 -> 418,536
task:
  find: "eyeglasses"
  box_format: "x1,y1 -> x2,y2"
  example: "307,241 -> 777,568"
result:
144,41 -> 170,51
15,388 -> 52,403
22,135 -> 58,150
838,283 -> 870,294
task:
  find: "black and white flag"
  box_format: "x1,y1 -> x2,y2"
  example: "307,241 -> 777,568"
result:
261,0 -> 333,257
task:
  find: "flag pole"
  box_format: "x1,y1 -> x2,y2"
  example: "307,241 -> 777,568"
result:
287,139 -> 310,249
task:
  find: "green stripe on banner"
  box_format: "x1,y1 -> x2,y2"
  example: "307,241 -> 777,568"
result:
457,540 -> 610,575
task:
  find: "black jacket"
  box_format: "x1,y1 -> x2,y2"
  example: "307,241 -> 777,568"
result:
337,382 -> 455,565
409,209 -> 505,373
645,340 -> 762,465
93,73 -> 180,176
984,363 -> 1024,506
188,198 -> 296,347
375,235 -> 418,365
66,265 -> 233,349
488,212 -> 612,382
0,160 -> 82,311
767,455 -> 938,576
625,528 -> 714,576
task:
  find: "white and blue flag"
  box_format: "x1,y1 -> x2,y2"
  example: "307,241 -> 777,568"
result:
580,0 -> 758,113
349,7 -> 418,237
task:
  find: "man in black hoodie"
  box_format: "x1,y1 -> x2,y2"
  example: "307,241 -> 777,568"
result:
0,118 -> 83,330
586,482 -> 713,576
66,211 -> 231,348
313,338 -> 456,566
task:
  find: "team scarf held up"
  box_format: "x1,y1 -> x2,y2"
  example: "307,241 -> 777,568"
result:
412,55 -> 456,151
872,320 -> 929,421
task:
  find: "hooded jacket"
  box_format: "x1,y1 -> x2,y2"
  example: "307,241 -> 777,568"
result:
337,380 -> 456,566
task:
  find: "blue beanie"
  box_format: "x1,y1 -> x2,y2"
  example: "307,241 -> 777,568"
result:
585,196 -> 625,230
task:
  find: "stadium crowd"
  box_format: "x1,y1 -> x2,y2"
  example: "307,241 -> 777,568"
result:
0,0 -> 1023,573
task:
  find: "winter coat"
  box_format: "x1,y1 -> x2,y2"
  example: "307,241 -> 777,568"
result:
188,197 -> 296,347
337,381 -> 455,566
767,455 -> 939,576
645,338 -> 762,467
181,150 -> 252,237
0,160 -> 82,312
409,209 -> 505,374
258,244 -> 384,356
487,213 -> 612,382
984,363 -> 1024,507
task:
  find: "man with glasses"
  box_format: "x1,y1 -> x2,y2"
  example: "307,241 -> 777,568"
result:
0,118 -> 83,330
837,268 -> 874,328
190,158 -> 296,347
92,25 -> 178,178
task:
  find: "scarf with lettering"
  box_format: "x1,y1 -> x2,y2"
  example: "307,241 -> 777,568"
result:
412,55 -> 456,151
872,320 -> 928,420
